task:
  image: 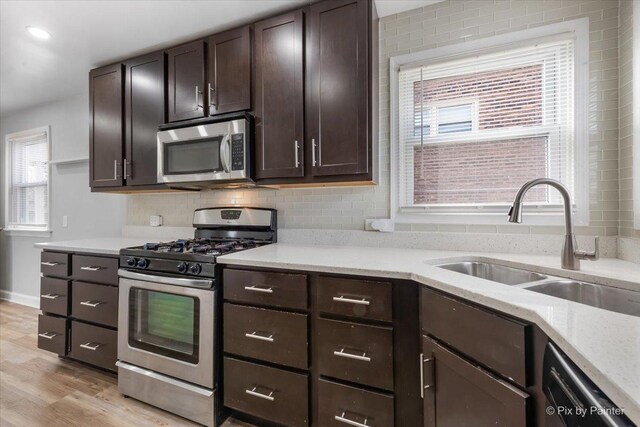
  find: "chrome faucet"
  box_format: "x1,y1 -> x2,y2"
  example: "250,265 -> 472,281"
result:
507,178 -> 598,270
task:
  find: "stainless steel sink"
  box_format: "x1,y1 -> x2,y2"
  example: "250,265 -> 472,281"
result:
437,262 -> 548,286
525,280 -> 640,317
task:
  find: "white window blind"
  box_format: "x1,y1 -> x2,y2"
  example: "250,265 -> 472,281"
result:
398,39 -> 575,210
6,128 -> 50,229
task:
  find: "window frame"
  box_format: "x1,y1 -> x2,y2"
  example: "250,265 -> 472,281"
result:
389,19 -> 590,226
3,125 -> 52,236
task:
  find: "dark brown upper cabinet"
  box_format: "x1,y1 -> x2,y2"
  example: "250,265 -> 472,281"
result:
124,52 -> 166,186
421,335 -> 530,427
307,0 -> 372,178
89,64 -> 124,188
167,40 -> 206,122
207,26 -> 251,116
254,11 -> 305,180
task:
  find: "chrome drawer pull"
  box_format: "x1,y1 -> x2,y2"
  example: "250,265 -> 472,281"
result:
335,412 -> 370,427
80,300 -> 103,308
245,386 -> 275,401
245,331 -> 275,342
244,285 -> 273,294
80,342 -> 102,351
333,296 -> 370,306
333,348 -> 371,362
80,266 -> 103,271
38,332 -> 58,340
41,293 -> 61,299
41,261 -> 60,266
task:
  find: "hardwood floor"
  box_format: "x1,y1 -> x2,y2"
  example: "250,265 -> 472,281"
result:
0,301 -> 249,427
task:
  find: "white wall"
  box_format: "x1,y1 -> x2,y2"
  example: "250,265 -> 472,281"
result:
0,91 -> 126,302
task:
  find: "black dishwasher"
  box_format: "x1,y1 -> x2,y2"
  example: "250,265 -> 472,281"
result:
543,342 -> 635,427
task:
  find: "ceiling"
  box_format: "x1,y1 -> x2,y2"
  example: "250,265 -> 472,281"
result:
0,0 -> 440,116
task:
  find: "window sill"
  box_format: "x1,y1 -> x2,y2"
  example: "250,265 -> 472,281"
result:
2,228 -> 52,238
393,211 -> 585,226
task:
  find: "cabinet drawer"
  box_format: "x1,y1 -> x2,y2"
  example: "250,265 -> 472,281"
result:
71,281 -> 118,328
317,318 -> 394,391
318,379 -> 394,427
72,255 -> 119,285
421,288 -> 529,387
40,277 -> 70,316
69,320 -> 117,372
40,251 -> 71,278
224,269 -> 307,310
224,357 -> 308,427
317,276 -> 392,322
224,303 -> 308,369
37,314 -> 68,356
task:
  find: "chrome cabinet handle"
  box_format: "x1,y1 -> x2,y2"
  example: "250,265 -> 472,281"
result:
123,158 -> 128,179
333,296 -> 370,306
333,348 -> 371,362
41,261 -> 60,267
312,138 -> 317,166
38,332 -> 58,340
41,293 -> 61,299
294,140 -> 300,167
245,386 -> 275,401
80,342 -> 102,351
195,86 -> 201,109
420,354 -> 434,396
208,83 -> 216,108
80,266 -> 103,271
80,300 -> 103,308
244,285 -> 273,294
113,160 -> 120,180
245,331 -> 274,342
335,412 -> 370,427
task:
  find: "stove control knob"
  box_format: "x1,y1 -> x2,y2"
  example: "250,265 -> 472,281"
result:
126,257 -> 137,267
190,264 -> 202,275
177,262 -> 188,273
137,259 -> 149,269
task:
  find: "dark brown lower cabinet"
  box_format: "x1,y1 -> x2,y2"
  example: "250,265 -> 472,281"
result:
37,314 -> 69,356
69,320 -> 118,373
224,357 -> 309,427
317,379 -> 394,427
421,335 -> 530,427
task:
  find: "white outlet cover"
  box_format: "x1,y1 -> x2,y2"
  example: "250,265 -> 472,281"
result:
62,216 -> 68,228
150,215 -> 163,227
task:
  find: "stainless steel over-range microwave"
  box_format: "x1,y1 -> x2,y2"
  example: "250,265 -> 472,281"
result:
157,113 -> 253,188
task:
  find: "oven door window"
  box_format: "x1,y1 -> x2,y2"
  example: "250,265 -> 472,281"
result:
164,136 -> 223,175
129,288 -> 200,364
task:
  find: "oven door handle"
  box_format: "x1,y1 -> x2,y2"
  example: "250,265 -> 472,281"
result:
118,269 -> 213,289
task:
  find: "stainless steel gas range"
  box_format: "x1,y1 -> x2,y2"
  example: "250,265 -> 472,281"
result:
116,207 -> 277,427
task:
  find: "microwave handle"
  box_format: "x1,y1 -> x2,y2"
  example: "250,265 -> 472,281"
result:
220,134 -> 231,173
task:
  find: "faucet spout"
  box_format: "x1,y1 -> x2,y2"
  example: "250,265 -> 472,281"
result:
507,178 -> 597,270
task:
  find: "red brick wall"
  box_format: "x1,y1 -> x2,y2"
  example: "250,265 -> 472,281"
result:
413,137 -> 548,205
411,65 -> 546,205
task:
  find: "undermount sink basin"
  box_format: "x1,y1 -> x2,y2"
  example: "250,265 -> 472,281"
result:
526,280 -> 640,318
437,262 -> 548,286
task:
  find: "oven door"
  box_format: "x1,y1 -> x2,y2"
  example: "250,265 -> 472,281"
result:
118,270 -> 215,389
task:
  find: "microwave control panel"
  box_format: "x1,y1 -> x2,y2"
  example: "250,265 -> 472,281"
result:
231,134 -> 244,171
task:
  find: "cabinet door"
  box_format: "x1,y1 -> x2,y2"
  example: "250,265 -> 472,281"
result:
307,0 -> 369,177
254,11 -> 305,179
125,51 -> 166,186
89,64 -> 124,188
167,40 -> 206,122
207,26 -> 251,115
421,335 -> 529,427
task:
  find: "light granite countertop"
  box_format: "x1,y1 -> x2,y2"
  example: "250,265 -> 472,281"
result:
34,237 -> 167,255
218,243 -> 640,423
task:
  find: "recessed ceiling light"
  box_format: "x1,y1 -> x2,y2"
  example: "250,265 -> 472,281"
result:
26,26 -> 51,40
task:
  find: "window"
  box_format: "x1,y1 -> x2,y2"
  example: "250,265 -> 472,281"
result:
4,126 -> 50,232
391,20 -> 589,224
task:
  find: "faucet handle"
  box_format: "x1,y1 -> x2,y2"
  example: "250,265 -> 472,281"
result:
575,236 -> 599,261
